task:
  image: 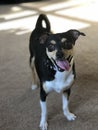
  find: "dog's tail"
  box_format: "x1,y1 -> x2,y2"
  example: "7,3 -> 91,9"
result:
35,14 -> 51,32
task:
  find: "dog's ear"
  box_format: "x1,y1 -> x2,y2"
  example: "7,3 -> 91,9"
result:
67,29 -> 86,41
39,34 -> 48,44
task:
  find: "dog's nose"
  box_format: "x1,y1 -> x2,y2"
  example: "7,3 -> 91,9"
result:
56,51 -> 64,59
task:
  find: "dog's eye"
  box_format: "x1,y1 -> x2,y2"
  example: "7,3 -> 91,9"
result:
62,42 -> 73,50
48,44 -> 55,52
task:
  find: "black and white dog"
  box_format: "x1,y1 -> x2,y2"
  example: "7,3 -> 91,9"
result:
29,14 -> 85,130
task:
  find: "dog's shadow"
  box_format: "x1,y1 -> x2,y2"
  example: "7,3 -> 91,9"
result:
47,92 -> 63,121
69,73 -> 98,115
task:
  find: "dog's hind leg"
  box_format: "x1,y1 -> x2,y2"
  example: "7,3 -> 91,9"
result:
62,89 -> 76,121
30,57 -> 39,90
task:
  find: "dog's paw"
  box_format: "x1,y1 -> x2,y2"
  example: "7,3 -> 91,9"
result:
39,121 -> 48,130
31,84 -> 38,90
65,112 -> 76,121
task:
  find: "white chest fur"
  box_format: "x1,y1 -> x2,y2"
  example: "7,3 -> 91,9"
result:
43,68 -> 74,93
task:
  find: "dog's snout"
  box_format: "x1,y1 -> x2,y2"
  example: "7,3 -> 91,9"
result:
56,51 -> 64,59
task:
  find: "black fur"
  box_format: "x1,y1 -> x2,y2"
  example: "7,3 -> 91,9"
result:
40,85 -> 47,102
29,14 -> 85,130
29,13 -> 85,95
63,88 -> 71,99
29,14 -> 55,101
29,15 -> 55,82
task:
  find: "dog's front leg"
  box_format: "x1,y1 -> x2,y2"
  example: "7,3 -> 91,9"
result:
40,88 -> 48,130
62,89 -> 76,121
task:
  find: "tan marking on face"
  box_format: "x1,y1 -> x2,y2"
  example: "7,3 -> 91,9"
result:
50,40 -> 56,44
61,38 -> 66,43
46,48 -> 57,60
62,48 -> 74,58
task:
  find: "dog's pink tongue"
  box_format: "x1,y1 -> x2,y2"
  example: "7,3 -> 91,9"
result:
56,60 -> 70,71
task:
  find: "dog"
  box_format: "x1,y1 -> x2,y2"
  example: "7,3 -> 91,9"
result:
29,14 -> 85,130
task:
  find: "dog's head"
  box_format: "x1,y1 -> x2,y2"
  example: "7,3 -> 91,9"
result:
39,29 -> 85,71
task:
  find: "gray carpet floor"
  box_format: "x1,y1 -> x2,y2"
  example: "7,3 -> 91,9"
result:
0,1 -> 98,130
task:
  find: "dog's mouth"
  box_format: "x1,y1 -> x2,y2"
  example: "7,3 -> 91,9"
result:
56,60 -> 70,71
52,58 -> 70,71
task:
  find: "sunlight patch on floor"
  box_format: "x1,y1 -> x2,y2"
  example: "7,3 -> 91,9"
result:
56,1 -> 98,22
40,0 -> 88,11
4,11 -> 36,20
0,16 -> 38,35
0,0 -> 97,35
11,6 -> 22,12
47,15 -> 90,33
